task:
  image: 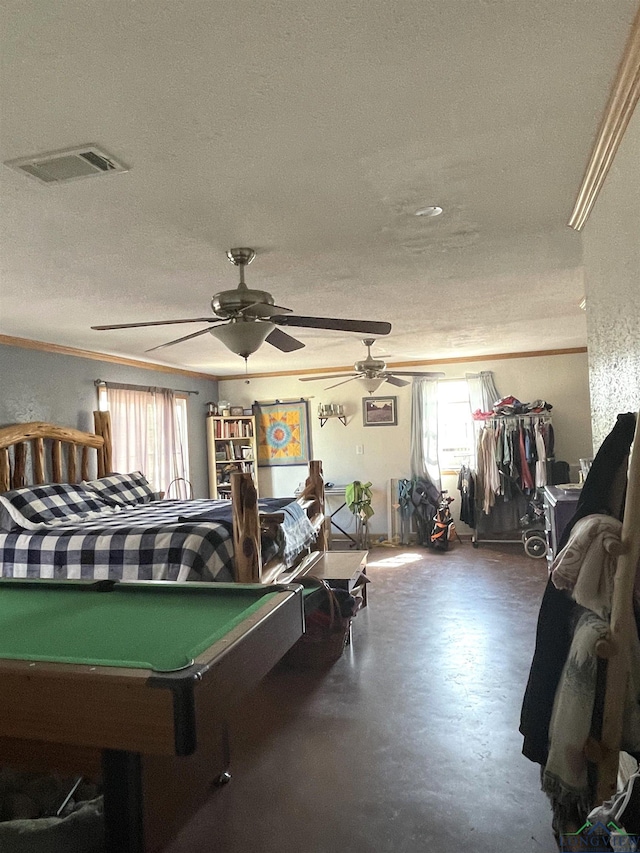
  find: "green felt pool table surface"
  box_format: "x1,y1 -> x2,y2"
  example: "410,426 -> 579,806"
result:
0,579 -> 282,672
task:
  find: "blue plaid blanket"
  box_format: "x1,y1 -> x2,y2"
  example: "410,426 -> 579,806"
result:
178,497 -> 319,569
0,497 -> 318,581
0,499 -> 235,582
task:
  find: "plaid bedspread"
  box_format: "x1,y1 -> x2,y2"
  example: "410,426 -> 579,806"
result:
179,498 -> 318,569
0,499 -> 236,583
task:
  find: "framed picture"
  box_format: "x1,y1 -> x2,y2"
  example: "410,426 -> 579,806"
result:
254,400 -> 311,466
363,396 -> 397,427
229,406 -> 244,416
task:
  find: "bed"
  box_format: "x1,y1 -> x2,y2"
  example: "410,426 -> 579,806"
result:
0,415 -> 328,586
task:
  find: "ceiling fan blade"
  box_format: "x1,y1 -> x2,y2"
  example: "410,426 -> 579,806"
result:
324,375 -> 360,390
271,315 -> 392,336
239,302 -> 292,318
388,371 -> 446,378
383,375 -> 411,387
299,373 -> 354,382
145,327 -> 214,352
92,318 -> 218,331
265,328 -> 305,352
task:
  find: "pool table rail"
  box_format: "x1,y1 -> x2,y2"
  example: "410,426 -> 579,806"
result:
0,581 -> 305,757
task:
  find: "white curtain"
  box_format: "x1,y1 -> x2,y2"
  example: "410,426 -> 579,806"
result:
107,387 -> 188,493
410,377 -> 441,489
465,371 -> 501,415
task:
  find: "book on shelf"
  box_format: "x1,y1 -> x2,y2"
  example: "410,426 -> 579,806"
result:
214,420 -> 253,439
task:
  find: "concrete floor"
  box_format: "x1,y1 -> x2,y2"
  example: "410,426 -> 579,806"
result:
164,543 -> 558,853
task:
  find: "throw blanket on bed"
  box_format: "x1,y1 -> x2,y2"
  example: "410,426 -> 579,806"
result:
278,501 -> 319,567
0,499 -> 236,583
550,514 -> 623,619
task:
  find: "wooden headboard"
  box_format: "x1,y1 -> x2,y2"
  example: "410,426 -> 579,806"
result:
0,413 -> 113,491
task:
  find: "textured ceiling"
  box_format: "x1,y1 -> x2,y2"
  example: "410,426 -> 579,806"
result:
0,0 -> 637,377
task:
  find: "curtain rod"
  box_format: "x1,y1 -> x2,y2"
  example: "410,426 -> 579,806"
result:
95,379 -> 199,396
253,397 -> 313,405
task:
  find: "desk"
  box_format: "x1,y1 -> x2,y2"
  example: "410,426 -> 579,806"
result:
0,578 -> 304,853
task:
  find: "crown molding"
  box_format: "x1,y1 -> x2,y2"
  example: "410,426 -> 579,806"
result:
0,335 -> 218,382
0,335 -> 587,383
219,347 -> 588,381
569,4 -> 640,231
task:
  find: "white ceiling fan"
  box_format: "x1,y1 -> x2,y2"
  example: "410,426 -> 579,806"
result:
299,338 -> 445,393
92,248 -> 392,360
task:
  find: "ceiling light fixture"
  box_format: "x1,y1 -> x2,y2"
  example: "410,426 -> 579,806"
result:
579,297 -> 587,311
209,318 -> 275,359
359,376 -> 385,395
414,205 -> 443,218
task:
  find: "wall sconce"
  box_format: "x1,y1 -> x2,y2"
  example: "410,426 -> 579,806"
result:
318,403 -> 347,427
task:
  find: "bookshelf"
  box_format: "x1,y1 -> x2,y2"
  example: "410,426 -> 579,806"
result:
206,414 -> 258,499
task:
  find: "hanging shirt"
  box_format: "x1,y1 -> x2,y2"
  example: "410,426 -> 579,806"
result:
479,426 -> 501,514
534,421 -> 548,487
457,465 -> 476,528
518,424 -> 535,490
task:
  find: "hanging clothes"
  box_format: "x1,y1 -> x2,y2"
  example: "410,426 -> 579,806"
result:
518,422 -> 535,491
534,419 -> 548,488
345,481 -> 374,519
457,465 -> 476,528
519,412 -> 638,768
478,425 -> 501,514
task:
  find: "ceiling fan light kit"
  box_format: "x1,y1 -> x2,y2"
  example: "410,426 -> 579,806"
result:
209,318 -> 275,359
299,338 -> 446,391
92,248 -> 391,360
360,376 -> 385,394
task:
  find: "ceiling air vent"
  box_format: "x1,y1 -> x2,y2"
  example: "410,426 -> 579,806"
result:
4,145 -> 128,184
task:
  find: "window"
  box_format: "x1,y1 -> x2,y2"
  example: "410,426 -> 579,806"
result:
98,385 -> 190,493
437,380 -> 475,473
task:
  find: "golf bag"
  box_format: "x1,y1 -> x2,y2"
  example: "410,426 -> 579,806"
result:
410,477 -> 441,547
430,493 -> 456,552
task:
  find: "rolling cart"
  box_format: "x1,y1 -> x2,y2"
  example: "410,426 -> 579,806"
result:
472,489 -> 548,559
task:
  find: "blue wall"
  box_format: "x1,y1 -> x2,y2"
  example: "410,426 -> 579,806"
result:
0,343 -> 218,498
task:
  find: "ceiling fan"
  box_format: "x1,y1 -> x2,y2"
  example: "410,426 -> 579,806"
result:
92,248 -> 392,360
299,338 -> 445,393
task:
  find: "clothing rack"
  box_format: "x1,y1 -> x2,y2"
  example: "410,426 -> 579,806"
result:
471,413 -> 554,549
478,413 -> 553,427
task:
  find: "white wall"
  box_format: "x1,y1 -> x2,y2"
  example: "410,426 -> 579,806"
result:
218,350 -> 592,540
581,107 -> 640,450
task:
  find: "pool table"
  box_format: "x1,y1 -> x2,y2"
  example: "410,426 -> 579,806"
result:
0,578 -> 305,852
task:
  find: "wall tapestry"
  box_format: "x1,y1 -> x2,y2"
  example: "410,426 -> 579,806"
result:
254,400 -> 311,466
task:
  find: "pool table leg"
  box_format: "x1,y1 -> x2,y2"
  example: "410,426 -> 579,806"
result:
102,749 -> 145,853
215,720 -> 232,786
